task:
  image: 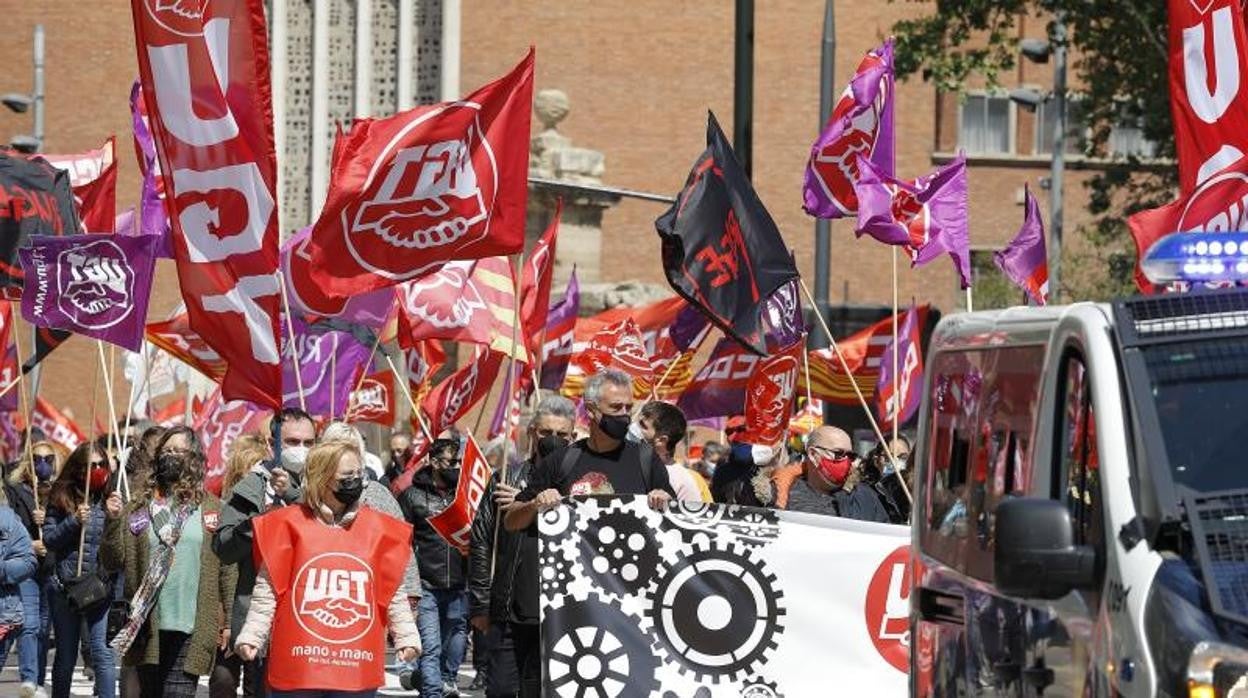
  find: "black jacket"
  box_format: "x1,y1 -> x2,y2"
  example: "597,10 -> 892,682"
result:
469,460 -> 531,622
399,468 -> 467,591
5,481 -> 53,578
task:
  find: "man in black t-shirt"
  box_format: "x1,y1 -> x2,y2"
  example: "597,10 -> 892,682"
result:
504,368 -> 674,697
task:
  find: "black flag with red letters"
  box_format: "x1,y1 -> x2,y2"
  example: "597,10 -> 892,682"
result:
655,112 -> 798,355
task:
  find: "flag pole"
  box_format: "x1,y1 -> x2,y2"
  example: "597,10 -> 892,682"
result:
891,247 -> 900,452
330,333 -> 338,421
649,356 -> 682,403
98,341 -> 121,457
505,254 -> 523,465
277,273 -> 307,413
797,277 -> 901,475
10,307 -> 41,522
78,344 -> 103,579
801,335 -> 814,427
383,352 -> 434,443
965,286 -> 973,313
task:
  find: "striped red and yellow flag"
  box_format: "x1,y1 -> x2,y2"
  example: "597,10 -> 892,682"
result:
799,307 -> 929,405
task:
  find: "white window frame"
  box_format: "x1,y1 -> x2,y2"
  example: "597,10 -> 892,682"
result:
957,90 -> 1017,156
1033,94 -> 1088,157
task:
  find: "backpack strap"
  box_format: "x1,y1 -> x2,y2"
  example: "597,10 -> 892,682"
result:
557,440 -> 585,487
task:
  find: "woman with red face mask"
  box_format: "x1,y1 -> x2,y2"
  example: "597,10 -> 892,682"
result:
43,441 -> 123,698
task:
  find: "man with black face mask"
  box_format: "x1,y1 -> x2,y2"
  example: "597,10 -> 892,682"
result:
505,370 -> 674,696
397,438 -> 469,698
468,395 -> 575,697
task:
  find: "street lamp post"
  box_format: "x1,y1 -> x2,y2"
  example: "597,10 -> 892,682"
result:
1009,14 -> 1067,304
811,0 -> 835,353
2,25 -> 45,153
1049,14 -> 1067,304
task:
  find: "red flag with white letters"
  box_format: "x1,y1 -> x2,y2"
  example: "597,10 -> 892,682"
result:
428,434 -> 493,554
31,397 -> 84,453
520,201 -> 560,360
346,371 -> 396,426
289,50 -> 534,315
130,0 -> 282,408
1168,0 -> 1248,193
422,348 -> 504,436
193,389 -> 267,495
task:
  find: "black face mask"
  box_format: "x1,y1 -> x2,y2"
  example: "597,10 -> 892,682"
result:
333,477 -> 364,506
597,414 -> 631,441
535,434 -> 569,460
153,452 -> 185,491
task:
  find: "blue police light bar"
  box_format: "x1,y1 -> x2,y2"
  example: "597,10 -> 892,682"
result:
1141,231 -> 1248,285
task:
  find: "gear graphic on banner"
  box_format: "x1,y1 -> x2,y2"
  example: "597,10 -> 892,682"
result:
579,504 -> 662,596
661,501 -> 782,548
541,592 -> 661,698
740,677 -> 783,698
647,541 -> 786,683
539,545 -> 576,599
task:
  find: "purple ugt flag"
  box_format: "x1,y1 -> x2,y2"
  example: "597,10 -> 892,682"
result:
803,39 -> 895,219
875,305 -> 923,432
994,185 -> 1050,305
19,234 -> 160,352
540,268 -> 580,390
854,154 -> 972,289
282,318 -> 373,417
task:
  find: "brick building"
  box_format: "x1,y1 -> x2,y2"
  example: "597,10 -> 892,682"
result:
0,1 -> 1149,427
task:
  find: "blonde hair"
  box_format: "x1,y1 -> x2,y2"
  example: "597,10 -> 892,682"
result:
9,440 -> 62,487
301,440 -> 362,514
222,433 -> 271,496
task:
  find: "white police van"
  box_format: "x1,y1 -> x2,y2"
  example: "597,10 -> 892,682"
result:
910,285 -> 1248,697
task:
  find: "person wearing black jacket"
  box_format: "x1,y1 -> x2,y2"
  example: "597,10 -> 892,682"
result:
399,438 -> 469,698
469,397 -> 576,698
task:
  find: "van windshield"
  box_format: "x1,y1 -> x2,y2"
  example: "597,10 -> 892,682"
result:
1144,337 -> 1248,493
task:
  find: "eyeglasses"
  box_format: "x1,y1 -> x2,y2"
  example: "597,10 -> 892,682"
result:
33,455 -> 54,465
88,460 -> 108,469
809,445 -> 855,461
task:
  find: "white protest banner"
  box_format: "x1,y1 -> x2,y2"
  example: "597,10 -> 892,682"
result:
539,497 -> 911,696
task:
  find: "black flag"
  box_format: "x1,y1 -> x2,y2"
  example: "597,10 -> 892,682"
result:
655,113 -> 798,356
21,327 -> 71,375
0,153 -> 80,300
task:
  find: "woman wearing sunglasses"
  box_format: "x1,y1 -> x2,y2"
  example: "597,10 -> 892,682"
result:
2,440 -> 60,697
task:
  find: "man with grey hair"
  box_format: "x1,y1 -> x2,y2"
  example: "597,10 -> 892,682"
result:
469,394 -> 576,697
504,370 -> 673,696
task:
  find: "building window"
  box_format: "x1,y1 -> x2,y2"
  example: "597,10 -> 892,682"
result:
1034,97 -> 1086,156
959,93 -> 1013,155
1108,103 -> 1159,158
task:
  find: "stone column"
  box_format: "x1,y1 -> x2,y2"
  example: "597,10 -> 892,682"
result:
527,89 -> 620,289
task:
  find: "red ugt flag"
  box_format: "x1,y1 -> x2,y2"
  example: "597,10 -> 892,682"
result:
131,0 -> 283,408
520,200 -> 560,360
875,305 -> 923,432
428,434 -> 493,554
290,50 -> 534,315
1168,0 -> 1248,193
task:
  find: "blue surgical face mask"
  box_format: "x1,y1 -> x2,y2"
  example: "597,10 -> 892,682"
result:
33,455 -> 55,481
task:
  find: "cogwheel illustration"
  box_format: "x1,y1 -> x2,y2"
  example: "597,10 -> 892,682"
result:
578,505 -> 662,596
661,501 -> 781,548
539,502 -> 577,544
647,541 -> 786,684
740,677 -> 783,698
661,689 -> 712,698
542,592 -> 661,698
539,545 -> 576,599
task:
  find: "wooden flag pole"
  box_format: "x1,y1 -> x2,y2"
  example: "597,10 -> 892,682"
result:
11,307 -> 41,524
330,333 -> 338,421
797,278 -> 898,472
77,345 -> 103,578
277,273 -> 307,413
891,247 -> 900,453
801,336 -> 814,426
965,286 -> 974,313
98,341 -> 121,457
648,353 -> 682,402
384,352 -> 434,443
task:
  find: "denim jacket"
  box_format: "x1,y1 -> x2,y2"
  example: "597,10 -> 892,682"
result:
0,504 -> 36,626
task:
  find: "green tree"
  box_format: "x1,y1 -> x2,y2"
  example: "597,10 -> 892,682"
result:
891,0 -> 1175,300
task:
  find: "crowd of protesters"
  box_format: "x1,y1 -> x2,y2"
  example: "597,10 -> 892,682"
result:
0,367 -> 912,697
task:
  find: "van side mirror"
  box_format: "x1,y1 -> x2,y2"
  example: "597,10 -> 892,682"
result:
994,498 -> 1097,599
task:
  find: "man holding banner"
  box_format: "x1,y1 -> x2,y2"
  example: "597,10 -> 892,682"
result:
505,369 -> 675,697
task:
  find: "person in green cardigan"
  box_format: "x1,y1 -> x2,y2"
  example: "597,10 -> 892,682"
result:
101,426 -> 236,698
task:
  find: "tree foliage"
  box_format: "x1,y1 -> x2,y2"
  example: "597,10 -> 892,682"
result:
891,0 -> 1177,300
